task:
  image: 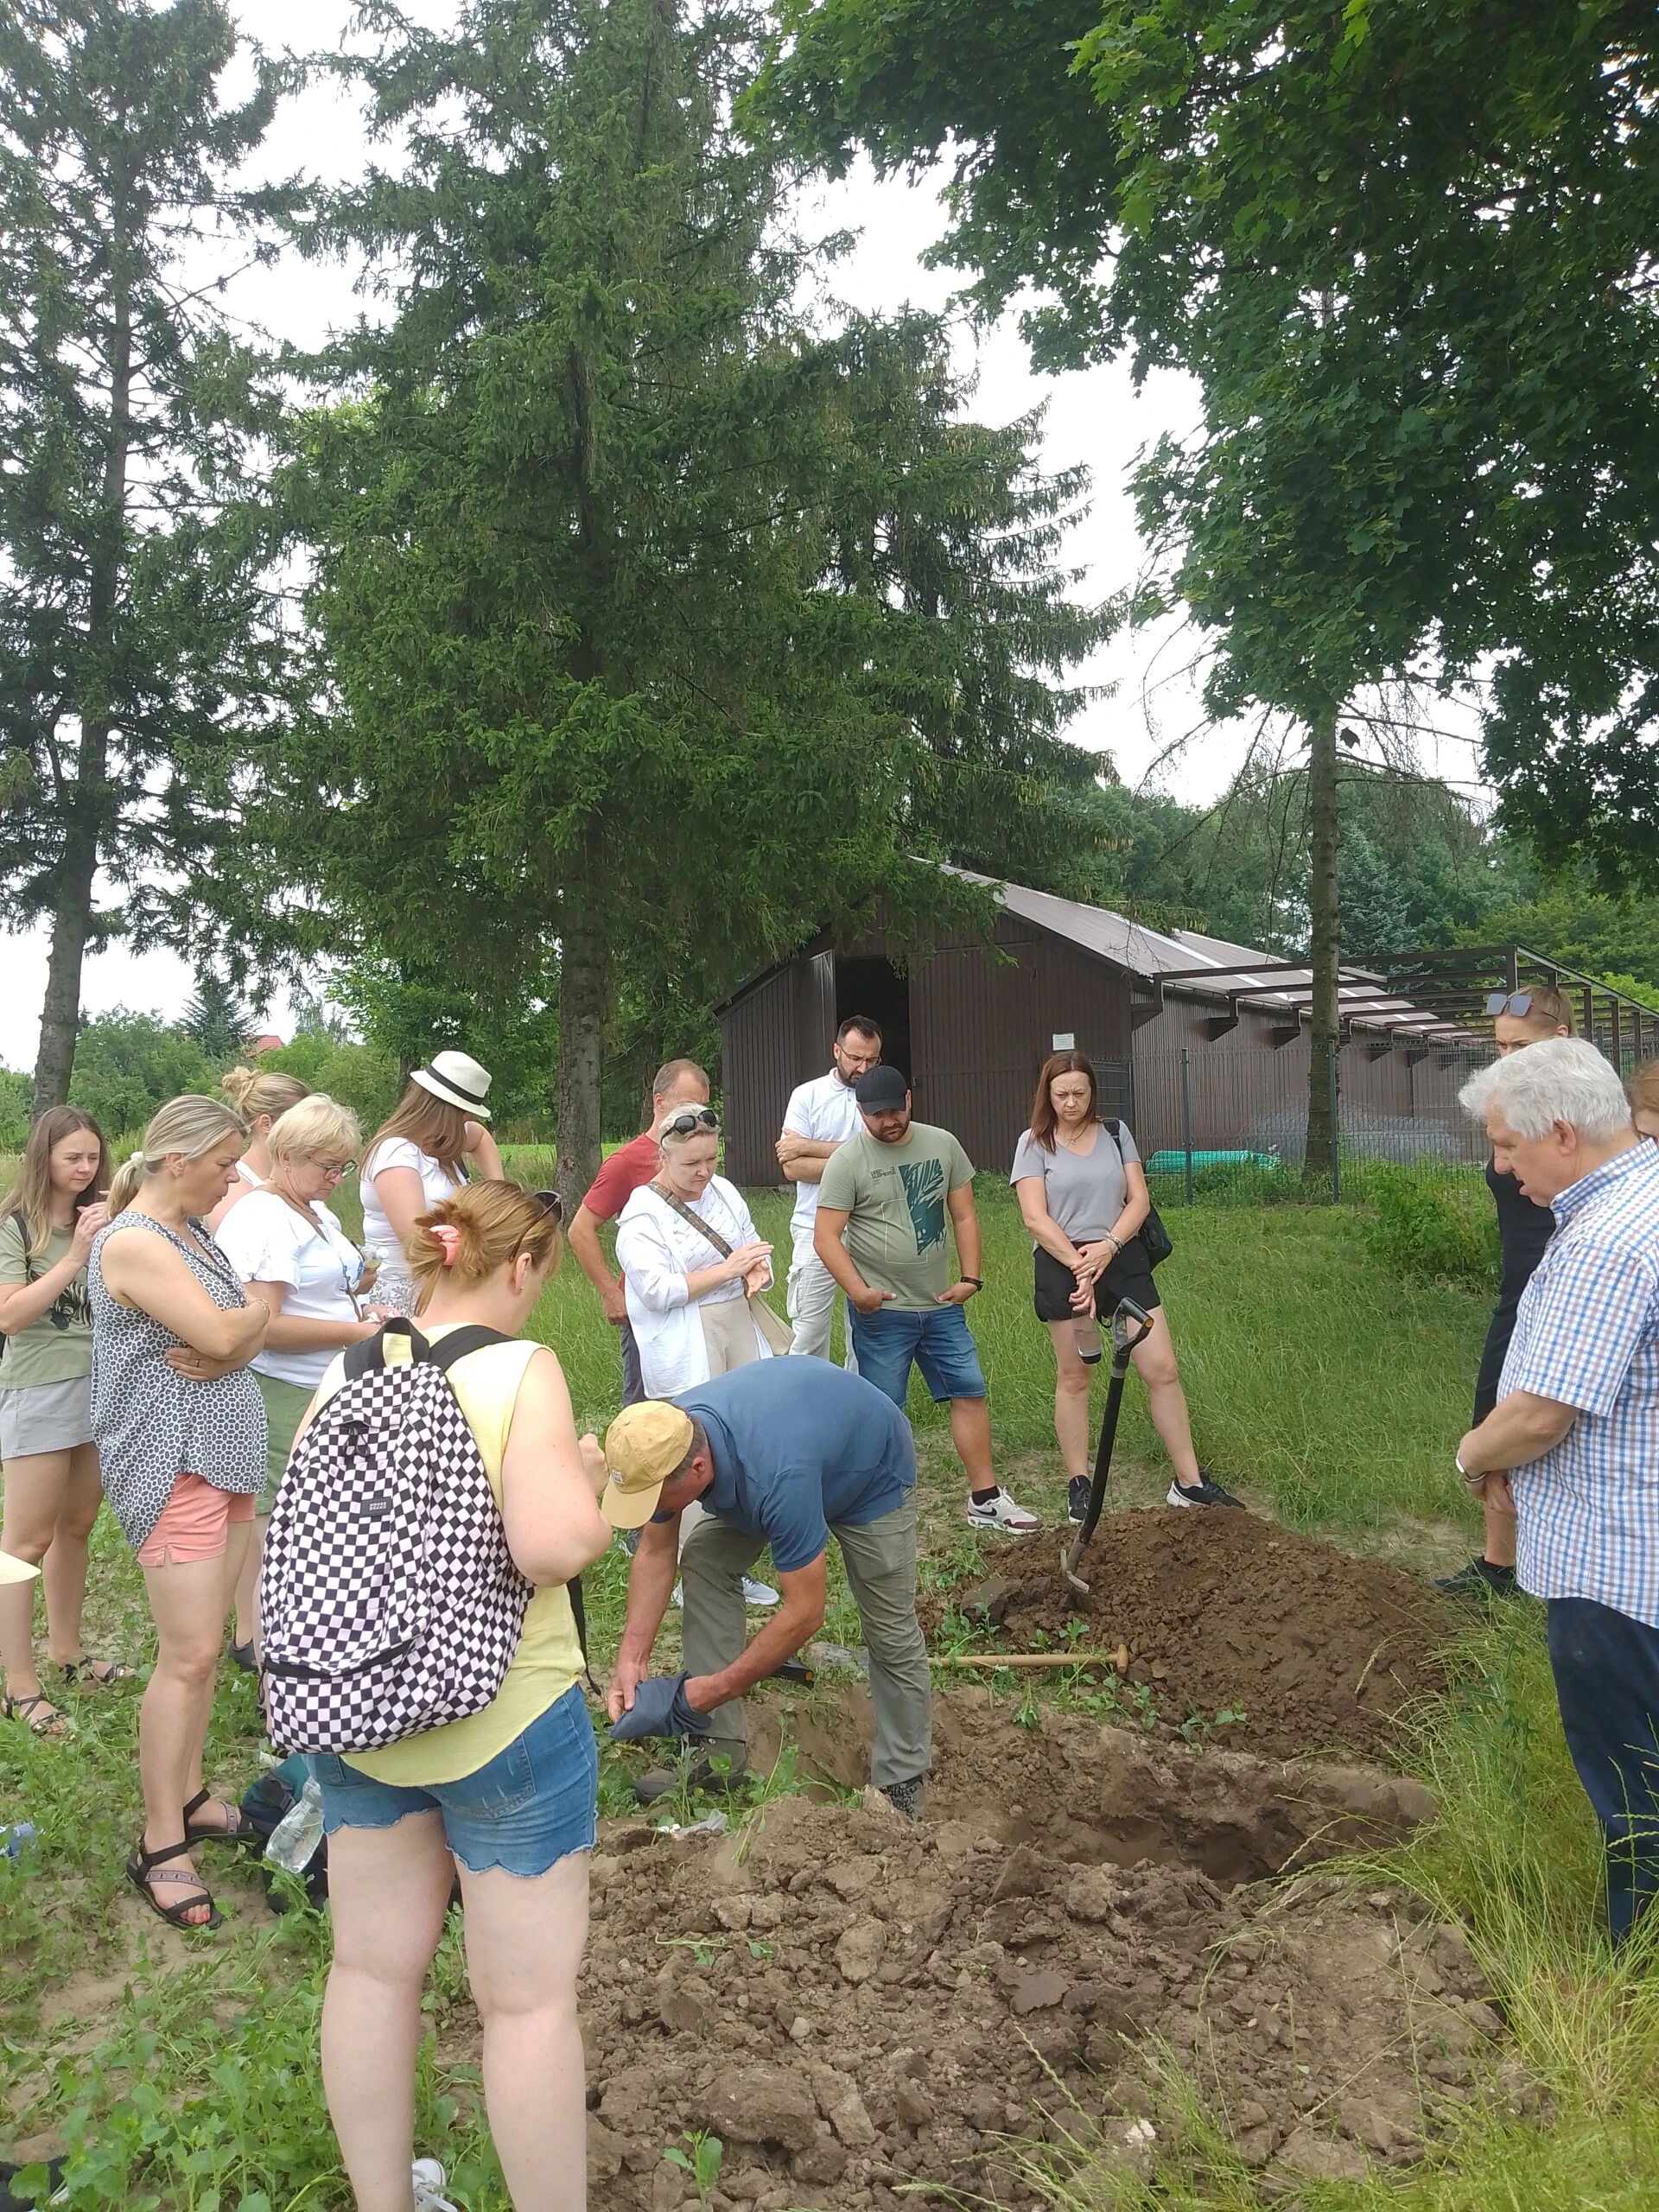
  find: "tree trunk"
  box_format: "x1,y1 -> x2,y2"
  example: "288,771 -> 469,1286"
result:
31,189 -> 131,1118
556,830 -> 607,1217
30,799 -> 102,1115
1303,704 -> 1341,1194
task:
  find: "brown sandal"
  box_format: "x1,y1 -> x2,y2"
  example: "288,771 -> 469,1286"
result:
126,1837 -> 222,1930
182,1788 -> 261,1846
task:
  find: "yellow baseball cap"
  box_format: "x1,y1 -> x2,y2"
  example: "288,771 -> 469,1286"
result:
601,1402 -> 696,1529
0,1554 -> 40,1587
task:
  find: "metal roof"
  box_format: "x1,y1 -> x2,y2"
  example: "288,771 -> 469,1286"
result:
949,871 -> 1474,1044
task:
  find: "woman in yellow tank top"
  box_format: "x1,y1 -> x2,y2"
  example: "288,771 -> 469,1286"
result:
302,1182 -> 610,2212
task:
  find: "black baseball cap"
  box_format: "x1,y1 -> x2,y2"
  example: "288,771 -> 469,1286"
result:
855,1064 -> 910,1110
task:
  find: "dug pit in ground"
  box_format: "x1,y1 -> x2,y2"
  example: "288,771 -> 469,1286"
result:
578,1704 -> 1512,2210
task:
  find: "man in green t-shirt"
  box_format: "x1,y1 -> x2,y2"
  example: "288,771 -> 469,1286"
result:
815,1065 -> 1038,1533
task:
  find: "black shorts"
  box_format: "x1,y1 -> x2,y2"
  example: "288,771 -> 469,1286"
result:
1033,1241 -> 1160,1325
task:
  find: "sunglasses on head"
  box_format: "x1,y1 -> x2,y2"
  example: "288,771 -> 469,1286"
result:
1487,991 -> 1538,1018
531,1188 -> 563,1223
660,1107 -> 720,1138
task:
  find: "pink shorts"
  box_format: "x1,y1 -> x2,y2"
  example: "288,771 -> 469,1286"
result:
137,1473 -> 256,1568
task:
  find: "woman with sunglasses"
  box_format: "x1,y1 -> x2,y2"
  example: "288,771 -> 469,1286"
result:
613,1107 -> 776,1399
1438,986 -> 1574,1600
214,1096 -> 391,1664
300,1181 -> 610,2212
613,1111 -> 783,1611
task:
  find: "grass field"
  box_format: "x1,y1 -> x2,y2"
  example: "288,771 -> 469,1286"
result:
2,1171 -> 1652,2209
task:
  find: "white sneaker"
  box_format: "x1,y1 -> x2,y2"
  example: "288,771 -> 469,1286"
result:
963,1487 -> 1040,1534
412,2159 -> 461,2212
743,1576 -> 780,1607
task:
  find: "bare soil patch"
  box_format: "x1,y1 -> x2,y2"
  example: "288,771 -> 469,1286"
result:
578,1693 -> 1510,2209
923,1505 -> 1456,1759
579,1734 -> 1513,2202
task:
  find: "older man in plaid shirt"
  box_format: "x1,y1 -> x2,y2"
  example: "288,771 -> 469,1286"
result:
1458,1039 -> 1659,1939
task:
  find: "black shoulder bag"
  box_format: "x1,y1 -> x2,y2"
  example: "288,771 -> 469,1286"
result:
1104,1120 -> 1173,1268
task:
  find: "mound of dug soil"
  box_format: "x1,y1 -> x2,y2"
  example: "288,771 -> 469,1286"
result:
925,1506 -> 1454,1760
581,1777 -> 1514,2211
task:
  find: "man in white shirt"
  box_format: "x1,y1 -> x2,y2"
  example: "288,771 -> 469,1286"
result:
775,1016 -> 883,1362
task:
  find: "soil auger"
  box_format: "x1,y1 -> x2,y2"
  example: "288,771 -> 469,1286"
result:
1061,1295 -> 1153,1599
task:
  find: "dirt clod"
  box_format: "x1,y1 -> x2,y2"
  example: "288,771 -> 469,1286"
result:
925,1505 -> 1455,1758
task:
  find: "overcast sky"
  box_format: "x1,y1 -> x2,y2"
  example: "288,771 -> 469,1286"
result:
0,0 -> 1471,1071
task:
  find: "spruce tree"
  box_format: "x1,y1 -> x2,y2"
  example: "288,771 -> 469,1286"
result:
0,0 -> 291,1116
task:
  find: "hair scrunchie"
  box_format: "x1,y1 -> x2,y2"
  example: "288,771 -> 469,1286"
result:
431,1224 -> 462,1267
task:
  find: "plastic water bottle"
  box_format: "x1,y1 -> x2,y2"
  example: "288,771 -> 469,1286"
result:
265,1776 -> 325,1873
0,1822 -> 36,1859
1072,1312 -> 1103,1364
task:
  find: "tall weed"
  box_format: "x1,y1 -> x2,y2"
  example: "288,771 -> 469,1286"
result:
1360,1163 -> 1499,1294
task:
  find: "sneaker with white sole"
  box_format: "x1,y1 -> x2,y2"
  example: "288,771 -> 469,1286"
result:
1166,1472 -> 1244,1509
1067,1476 -> 1092,1525
412,2159 -> 461,2212
963,1487 -> 1041,1534
673,1577 -> 779,1607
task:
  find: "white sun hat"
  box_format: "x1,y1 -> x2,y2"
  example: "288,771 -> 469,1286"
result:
410,1050 -> 493,1120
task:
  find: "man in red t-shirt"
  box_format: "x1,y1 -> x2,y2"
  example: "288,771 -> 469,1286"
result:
568,1058 -> 711,1405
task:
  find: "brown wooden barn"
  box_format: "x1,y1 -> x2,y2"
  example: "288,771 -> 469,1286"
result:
715,873 -> 1659,1186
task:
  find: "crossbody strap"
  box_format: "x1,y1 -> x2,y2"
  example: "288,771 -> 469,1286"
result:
652,1185 -> 734,1261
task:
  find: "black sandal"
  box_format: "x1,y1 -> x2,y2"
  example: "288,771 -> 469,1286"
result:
2,1694 -> 73,1739
59,1656 -> 137,1688
182,1788 -> 261,1846
126,1837 -> 222,1930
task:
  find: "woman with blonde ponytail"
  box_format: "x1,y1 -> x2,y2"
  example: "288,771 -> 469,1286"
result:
91,1096 -> 270,1930
206,1068 -> 312,1234
291,1181 -> 609,2212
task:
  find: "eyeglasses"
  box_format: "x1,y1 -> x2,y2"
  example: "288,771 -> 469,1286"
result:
531,1188 -> 563,1224
307,1157 -> 357,1181
659,1108 -> 720,1138
1486,992 -> 1537,1018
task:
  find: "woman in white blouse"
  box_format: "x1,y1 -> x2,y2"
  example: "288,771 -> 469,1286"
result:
215,1095 -> 391,1663
359,1052 -> 504,1315
614,1109 -> 779,1604
613,1108 -> 774,1396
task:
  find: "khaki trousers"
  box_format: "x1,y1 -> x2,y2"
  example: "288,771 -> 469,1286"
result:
678,1490 -> 930,1789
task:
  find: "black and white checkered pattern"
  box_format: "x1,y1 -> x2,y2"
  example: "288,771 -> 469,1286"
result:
259,1355 -> 532,1754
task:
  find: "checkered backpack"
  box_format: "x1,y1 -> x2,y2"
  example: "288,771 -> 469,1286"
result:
259,1319 -> 535,1755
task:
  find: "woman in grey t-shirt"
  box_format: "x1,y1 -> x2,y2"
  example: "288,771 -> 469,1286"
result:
1011,1051 -> 1240,1522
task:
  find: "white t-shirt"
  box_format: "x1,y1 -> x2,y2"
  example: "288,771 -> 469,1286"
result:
782,1069 -> 865,1240
359,1138 -> 464,1262
214,1189 -> 365,1389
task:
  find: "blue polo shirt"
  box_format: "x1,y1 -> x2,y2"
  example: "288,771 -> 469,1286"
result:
671,1360 -> 916,1573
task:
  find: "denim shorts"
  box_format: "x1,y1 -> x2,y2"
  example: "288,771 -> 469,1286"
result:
848,1300 -> 988,1407
313,1684 -> 599,1878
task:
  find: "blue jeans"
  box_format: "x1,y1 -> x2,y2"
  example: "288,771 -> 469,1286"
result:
313,1685 -> 598,1878
1547,1597 -> 1659,1940
849,1300 -> 987,1408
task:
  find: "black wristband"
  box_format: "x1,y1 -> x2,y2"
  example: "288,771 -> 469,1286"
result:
962,1275 -> 983,1289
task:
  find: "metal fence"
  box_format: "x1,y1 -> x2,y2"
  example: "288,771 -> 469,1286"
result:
1102,1040 -> 1495,1201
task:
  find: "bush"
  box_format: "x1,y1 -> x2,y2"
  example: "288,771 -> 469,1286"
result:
256,1038 -> 400,1133
0,1066 -> 29,1152
1361,1161 -> 1498,1293
67,1011 -> 226,1138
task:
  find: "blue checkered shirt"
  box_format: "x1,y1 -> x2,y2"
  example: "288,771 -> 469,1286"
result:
1501,1141 -> 1659,1624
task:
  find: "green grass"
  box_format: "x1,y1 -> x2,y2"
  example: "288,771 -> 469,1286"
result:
0,1171 -> 1623,2210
